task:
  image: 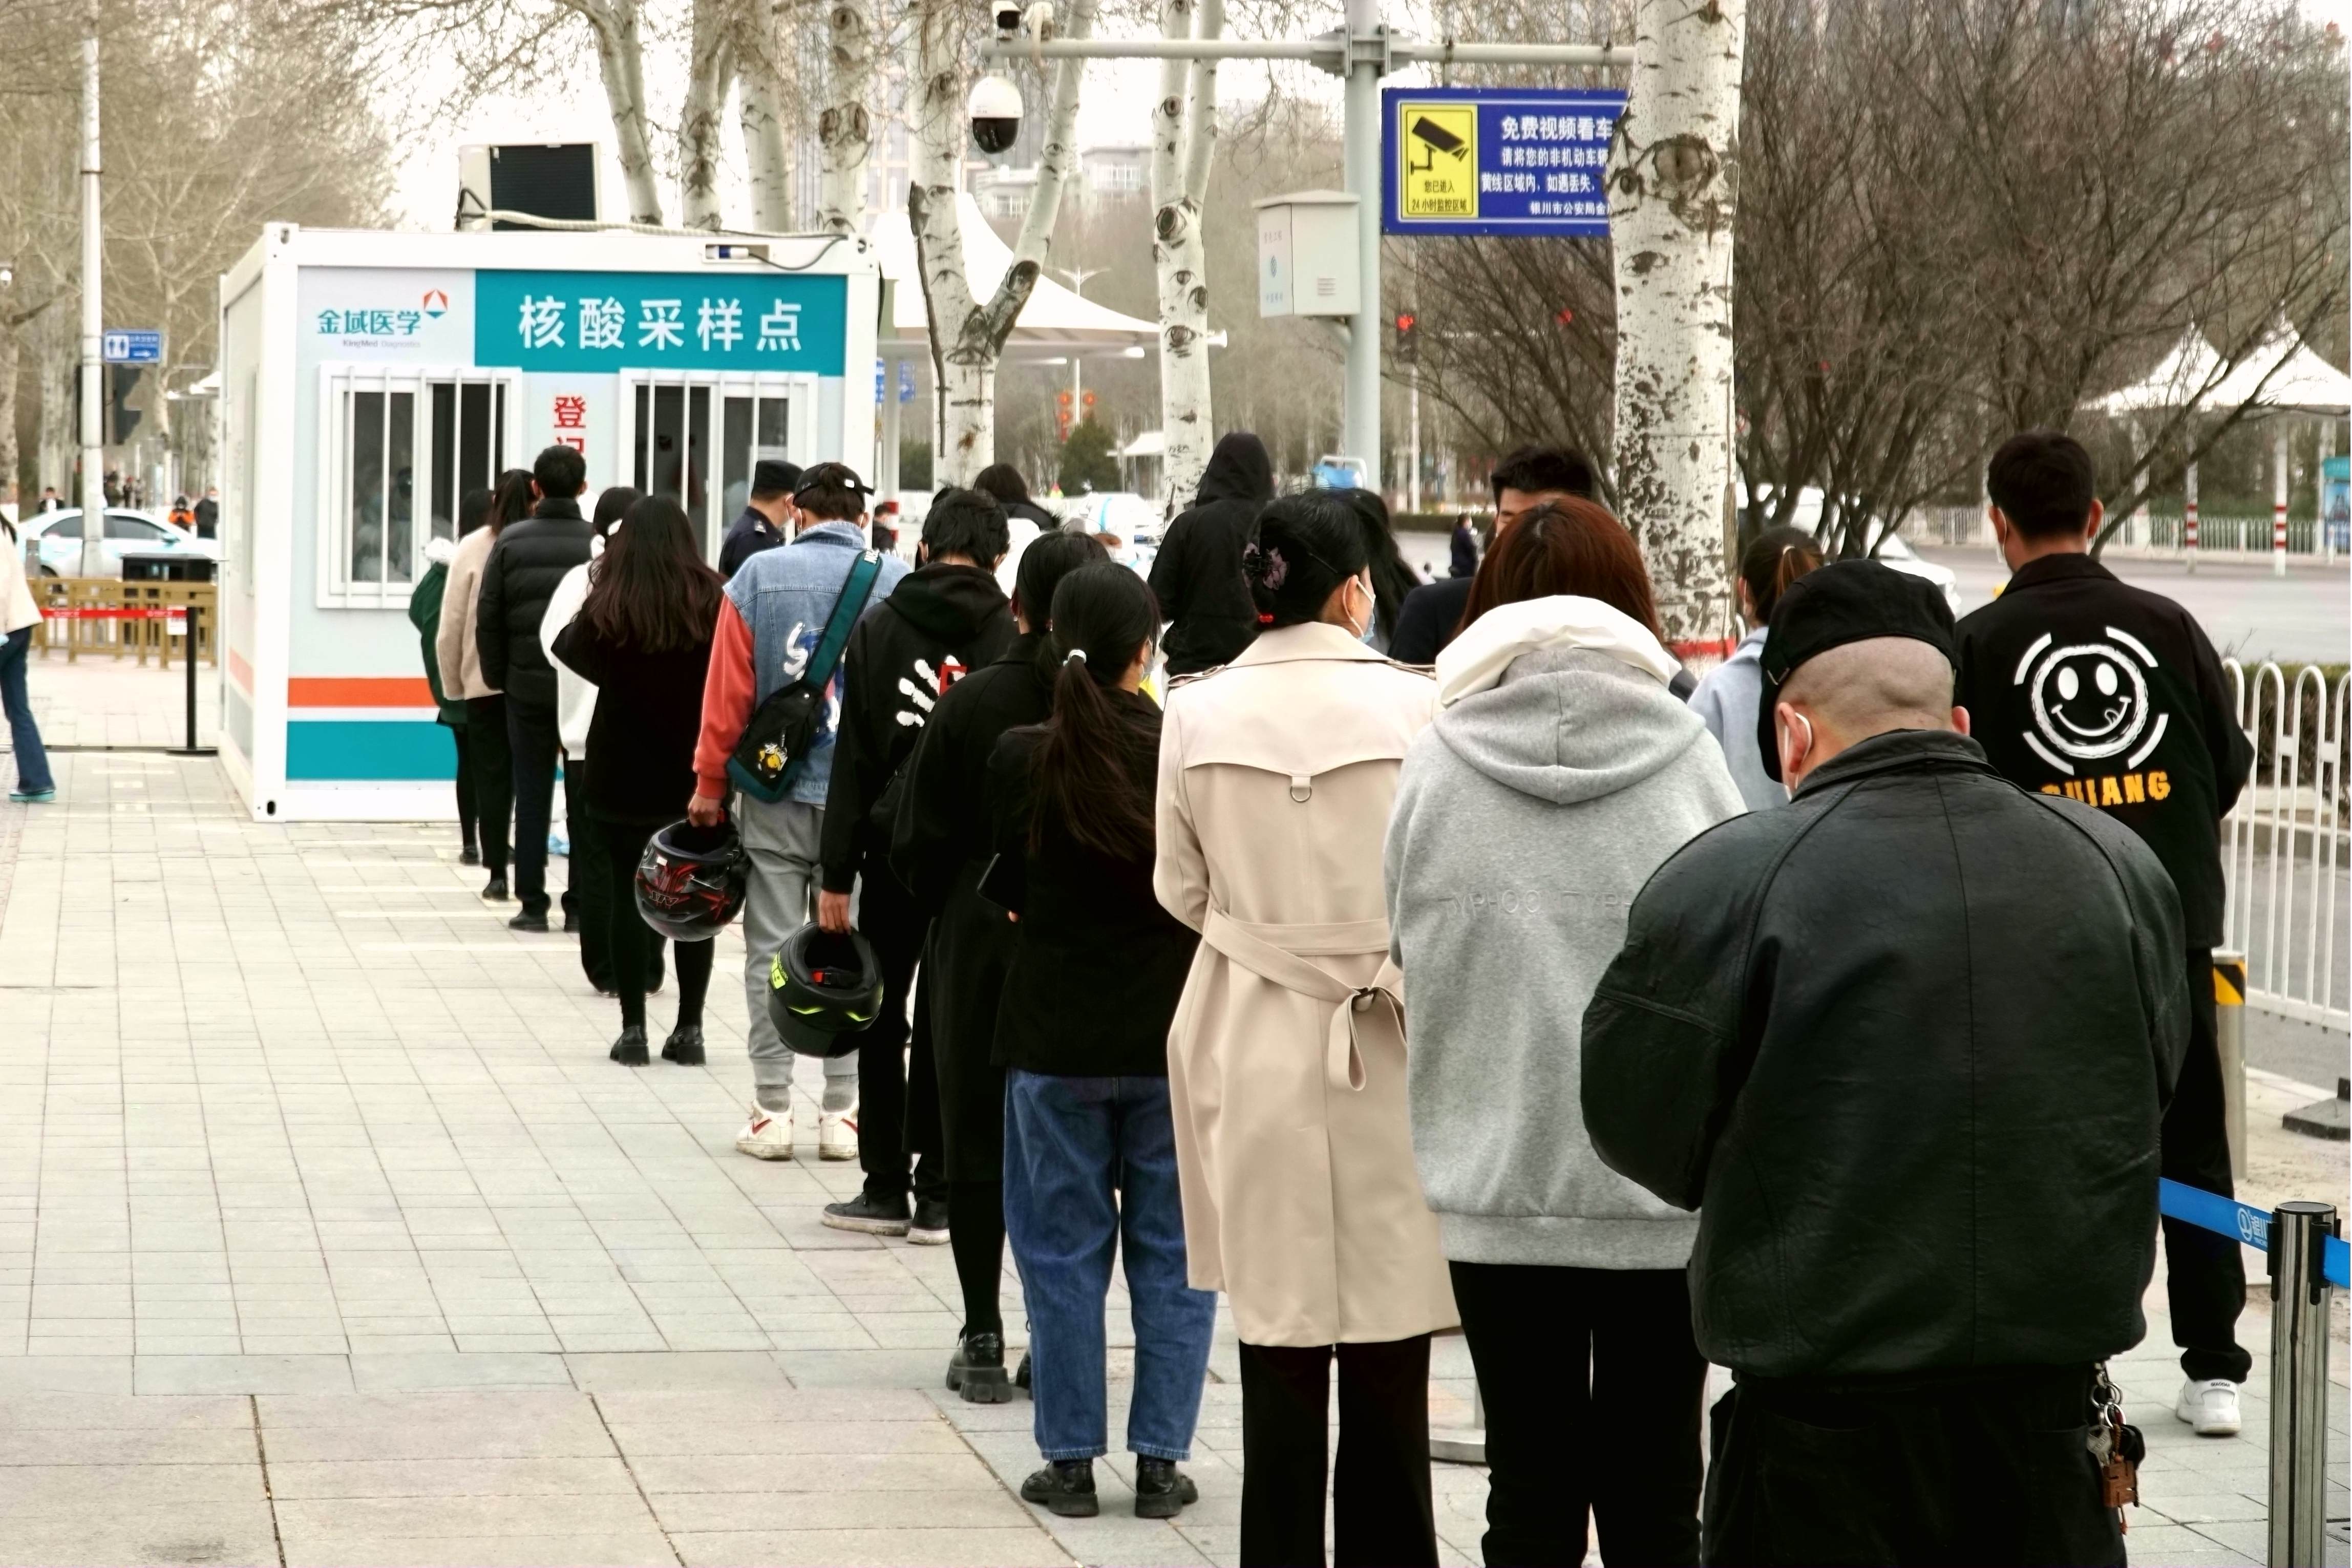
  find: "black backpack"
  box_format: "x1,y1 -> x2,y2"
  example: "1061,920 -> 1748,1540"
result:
726,550 -> 885,803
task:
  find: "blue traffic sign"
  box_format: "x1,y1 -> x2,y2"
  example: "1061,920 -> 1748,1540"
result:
1382,87 -> 1625,238
101,329 -> 163,364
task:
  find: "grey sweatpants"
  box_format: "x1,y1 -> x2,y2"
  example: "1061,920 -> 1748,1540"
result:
737,794 -> 859,1112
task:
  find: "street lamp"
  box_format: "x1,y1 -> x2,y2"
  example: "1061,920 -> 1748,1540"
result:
1052,265 -> 1109,417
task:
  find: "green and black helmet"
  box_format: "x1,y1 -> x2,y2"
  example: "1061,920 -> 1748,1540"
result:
766,923 -> 885,1058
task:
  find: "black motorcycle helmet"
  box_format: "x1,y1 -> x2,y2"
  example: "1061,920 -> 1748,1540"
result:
767,923 -> 886,1058
633,820 -> 749,941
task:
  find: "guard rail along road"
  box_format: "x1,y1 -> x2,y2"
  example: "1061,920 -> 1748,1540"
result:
2220,660 -> 2348,1031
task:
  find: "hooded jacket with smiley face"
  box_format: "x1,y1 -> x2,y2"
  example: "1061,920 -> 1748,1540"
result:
1954,553 -> 2252,947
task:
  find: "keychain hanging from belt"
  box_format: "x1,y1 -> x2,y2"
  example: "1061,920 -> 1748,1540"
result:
2089,1363 -> 2145,1524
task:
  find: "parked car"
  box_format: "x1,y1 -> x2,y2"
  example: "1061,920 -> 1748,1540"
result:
1745,486 -> 1962,615
18,508 -> 221,578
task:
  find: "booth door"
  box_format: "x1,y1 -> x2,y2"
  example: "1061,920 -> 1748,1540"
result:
621,372 -> 821,562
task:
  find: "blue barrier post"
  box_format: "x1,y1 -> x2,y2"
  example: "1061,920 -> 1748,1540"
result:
2158,1179 -> 2343,1567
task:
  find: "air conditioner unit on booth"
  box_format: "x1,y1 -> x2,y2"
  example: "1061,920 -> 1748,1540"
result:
456,143 -> 603,232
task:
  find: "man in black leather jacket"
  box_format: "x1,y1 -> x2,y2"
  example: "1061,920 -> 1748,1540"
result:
477,445 -> 594,930
1582,562 -> 2187,1566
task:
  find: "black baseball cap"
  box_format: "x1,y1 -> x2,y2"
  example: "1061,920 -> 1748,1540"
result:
792,461 -> 873,501
1755,559 -> 1957,782
751,458 -> 801,497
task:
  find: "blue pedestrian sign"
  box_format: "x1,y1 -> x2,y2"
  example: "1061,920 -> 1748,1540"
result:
1382,87 -> 1625,238
101,329 -> 163,364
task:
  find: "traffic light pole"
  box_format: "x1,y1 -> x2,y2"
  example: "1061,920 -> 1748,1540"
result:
78,0 -> 105,577
982,29 -> 1617,494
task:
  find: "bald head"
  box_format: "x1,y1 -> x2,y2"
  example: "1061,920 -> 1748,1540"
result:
1776,637 -> 1966,789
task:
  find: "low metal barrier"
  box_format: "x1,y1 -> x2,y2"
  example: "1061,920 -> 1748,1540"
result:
2158,1178 -> 2344,1567
2221,661 -> 2348,1030
32,579 -> 218,668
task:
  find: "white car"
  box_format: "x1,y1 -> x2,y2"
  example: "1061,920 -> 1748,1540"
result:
19,508 -> 221,578
1747,486 -> 1961,615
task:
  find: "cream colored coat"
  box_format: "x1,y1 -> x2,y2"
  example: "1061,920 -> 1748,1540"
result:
434,526 -> 499,700
1154,620 -> 1458,1348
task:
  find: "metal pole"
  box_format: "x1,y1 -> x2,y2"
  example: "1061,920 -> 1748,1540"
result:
2272,427 -> 2289,578
2185,458 -> 2199,572
2214,950 -> 2248,1182
1341,0 -> 1383,490
2266,1200 -> 2337,1568
1407,380 -> 1420,514
77,0 -> 104,578
182,602 -> 197,751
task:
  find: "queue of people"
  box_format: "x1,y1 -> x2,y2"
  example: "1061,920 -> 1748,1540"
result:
410,431 -> 2249,1567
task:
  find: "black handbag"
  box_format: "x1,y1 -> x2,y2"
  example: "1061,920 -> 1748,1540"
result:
726,550 -> 885,803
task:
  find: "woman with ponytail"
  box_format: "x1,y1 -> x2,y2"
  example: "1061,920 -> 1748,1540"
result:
1686,524 -> 1825,809
985,563 -> 1213,1523
1155,491 -> 1454,1567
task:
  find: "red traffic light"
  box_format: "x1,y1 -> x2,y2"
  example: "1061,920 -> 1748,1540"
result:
1056,390 -> 1073,407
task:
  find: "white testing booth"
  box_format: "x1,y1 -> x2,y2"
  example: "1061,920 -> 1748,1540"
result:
215,223 -> 882,821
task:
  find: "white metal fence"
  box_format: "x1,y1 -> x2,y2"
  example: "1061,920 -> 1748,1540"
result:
2221,660 -> 2349,1031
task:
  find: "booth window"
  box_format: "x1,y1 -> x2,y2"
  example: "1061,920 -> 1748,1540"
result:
622,372 -> 815,560
321,368 -> 512,606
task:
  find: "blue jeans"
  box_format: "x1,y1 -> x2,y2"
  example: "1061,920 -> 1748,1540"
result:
1003,1069 -> 1216,1463
0,628 -> 53,793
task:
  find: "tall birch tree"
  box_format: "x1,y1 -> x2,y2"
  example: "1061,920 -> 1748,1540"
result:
1608,0 -> 1743,649
1149,0 -> 1222,510
817,0 -> 876,235
906,0 -> 1094,483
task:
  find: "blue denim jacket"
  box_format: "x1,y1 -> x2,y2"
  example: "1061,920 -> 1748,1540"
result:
725,521 -> 908,805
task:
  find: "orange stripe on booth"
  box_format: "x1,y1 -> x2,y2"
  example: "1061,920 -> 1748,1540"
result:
227,648 -> 253,694
287,676 -> 435,708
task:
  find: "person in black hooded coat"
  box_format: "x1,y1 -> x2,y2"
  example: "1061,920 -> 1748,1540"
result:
818,489 -> 1017,1242
1147,432 -> 1274,676
891,529 -> 1109,1402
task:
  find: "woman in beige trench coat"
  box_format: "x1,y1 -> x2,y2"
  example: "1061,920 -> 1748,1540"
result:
1153,491 -> 1455,1568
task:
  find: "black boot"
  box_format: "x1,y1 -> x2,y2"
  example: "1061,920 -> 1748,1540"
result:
945,1330 -> 1012,1404
460,842 -> 481,866
1014,1351 -> 1032,1395
1019,1458 -> 1097,1518
482,873 -> 509,900
661,1025 -> 704,1066
1133,1456 -> 1199,1519
608,1025 -> 648,1066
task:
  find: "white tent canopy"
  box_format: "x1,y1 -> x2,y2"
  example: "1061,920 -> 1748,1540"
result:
2091,323 -> 2352,417
870,196 -> 1159,359
2094,327 -> 2226,416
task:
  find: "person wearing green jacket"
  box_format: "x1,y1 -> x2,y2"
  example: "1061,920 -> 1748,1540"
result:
410,495 -> 490,864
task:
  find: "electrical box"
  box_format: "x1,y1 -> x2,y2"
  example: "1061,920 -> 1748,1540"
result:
1255,191 -> 1360,319
456,143 -> 602,232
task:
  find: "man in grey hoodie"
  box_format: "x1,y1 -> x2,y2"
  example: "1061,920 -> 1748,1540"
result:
1384,499 -> 1743,1568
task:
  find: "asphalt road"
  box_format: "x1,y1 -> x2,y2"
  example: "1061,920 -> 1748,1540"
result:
1918,546 -> 2348,667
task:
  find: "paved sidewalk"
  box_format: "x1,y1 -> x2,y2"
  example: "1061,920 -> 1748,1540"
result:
0,747 -> 2342,1566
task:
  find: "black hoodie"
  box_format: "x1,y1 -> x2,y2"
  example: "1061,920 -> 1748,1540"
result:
1148,432 -> 1275,675
821,562 -> 1015,892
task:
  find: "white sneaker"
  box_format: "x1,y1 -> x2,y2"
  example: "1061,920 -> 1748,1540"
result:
2175,1378 -> 2242,1436
735,1105 -> 796,1160
818,1110 -> 859,1161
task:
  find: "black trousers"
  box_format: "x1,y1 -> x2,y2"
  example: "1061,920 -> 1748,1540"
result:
1702,1365 -> 2122,1567
463,695 -> 513,876
448,722 -> 478,851
1237,1335 -> 1436,1568
1452,1261 -> 1706,1567
505,698 -> 561,916
2164,945 -> 2249,1383
568,755 -> 612,989
596,818 -> 711,1033
855,866 -> 943,1202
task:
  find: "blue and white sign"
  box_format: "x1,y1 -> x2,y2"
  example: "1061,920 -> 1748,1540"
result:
101,328 -> 163,364
475,271 -> 847,374
1381,87 -> 1625,238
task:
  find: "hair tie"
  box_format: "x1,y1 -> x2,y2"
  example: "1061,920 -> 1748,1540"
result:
1243,543 -> 1289,590
1064,648 -> 1087,666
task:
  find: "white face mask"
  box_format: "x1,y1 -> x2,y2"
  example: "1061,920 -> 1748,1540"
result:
1352,574 -> 1378,644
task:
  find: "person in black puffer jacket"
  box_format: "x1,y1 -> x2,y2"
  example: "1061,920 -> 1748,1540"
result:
1147,431 -> 1274,676
1580,561 -> 2187,1568
477,445 -> 595,928
817,488 -> 1017,1243
891,529 -> 1108,1405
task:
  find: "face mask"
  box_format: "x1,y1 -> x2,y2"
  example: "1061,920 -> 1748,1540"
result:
1354,576 -> 1378,645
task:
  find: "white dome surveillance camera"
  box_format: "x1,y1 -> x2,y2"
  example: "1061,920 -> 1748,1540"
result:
968,74 -> 1024,155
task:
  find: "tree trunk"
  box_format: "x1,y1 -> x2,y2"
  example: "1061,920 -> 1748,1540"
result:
1609,0 -> 1744,651
817,0 -> 875,237
0,326 -> 19,509
906,0 -> 1094,485
1150,0 -> 1220,512
680,0 -> 737,230
588,0 -> 665,226
739,60 -> 793,230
